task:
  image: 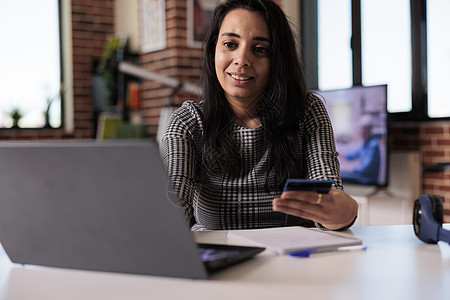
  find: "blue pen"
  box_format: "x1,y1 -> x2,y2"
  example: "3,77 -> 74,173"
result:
289,249 -> 318,257
289,245 -> 367,258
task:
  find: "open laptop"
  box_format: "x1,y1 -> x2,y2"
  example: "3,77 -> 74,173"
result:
0,140 -> 264,279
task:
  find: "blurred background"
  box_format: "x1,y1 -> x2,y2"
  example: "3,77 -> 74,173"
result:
0,0 -> 448,223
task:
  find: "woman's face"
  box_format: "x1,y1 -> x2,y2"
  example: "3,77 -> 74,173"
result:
214,9 -> 271,109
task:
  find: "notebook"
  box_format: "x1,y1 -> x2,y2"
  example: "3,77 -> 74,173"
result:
0,140 -> 264,279
228,226 -> 362,254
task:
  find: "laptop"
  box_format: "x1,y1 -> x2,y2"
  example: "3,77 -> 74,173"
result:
0,140 -> 264,279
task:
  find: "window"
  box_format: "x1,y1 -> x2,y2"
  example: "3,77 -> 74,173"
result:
302,0 -> 450,120
318,0 -> 352,90
0,0 -> 63,129
361,0 -> 412,113
426,0 -> 450,118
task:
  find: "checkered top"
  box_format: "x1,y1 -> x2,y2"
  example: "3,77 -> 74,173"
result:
160,94 -> 343,231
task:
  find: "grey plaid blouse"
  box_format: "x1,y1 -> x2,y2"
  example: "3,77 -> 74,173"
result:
160,93 -> 343,231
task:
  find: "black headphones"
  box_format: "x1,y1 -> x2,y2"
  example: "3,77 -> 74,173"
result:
413,194 -> 450,244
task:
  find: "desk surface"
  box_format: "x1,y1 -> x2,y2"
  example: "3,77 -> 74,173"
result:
0,225 -> 449,300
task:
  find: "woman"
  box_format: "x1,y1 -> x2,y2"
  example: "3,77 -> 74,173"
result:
160,0 -> 358,231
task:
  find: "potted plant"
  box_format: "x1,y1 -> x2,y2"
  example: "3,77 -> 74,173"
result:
98,36 -> 139,112
8,106 -> 24,128
98,36 -> 125,110
43,85 -> 63,128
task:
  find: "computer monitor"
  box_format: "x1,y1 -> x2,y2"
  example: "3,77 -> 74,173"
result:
313,84 -> 388,187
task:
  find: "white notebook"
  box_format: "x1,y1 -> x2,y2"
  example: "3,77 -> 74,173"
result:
227,226 -> 362,254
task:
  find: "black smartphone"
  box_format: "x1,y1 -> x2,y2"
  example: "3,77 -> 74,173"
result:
283,179 -> 333,194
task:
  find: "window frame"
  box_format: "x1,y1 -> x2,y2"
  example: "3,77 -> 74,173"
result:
0,0 -> 68,131
301,0 -> 448,122
57,0 -> 66,130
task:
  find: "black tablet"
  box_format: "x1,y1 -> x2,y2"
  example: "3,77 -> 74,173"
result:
283,179 -> 333,194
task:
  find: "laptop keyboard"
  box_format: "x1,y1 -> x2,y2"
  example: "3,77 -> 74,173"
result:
197,243 -> 265,271
198,247 -> 240,262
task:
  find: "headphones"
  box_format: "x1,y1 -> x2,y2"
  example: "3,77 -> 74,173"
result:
413,194 -> 450,244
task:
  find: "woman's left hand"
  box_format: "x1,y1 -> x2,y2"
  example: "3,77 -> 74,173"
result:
272,188 -> 358,230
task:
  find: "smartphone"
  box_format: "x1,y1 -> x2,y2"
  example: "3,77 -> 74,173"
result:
283,179 -> 333,194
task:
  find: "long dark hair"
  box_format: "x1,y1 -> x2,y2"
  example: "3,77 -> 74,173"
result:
201,0 -> 308,189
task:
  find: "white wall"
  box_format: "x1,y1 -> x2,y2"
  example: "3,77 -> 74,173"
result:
115,0 -> 140,52
281,0 -> 300,33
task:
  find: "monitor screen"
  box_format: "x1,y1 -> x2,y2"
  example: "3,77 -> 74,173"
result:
313,85 -> 388,187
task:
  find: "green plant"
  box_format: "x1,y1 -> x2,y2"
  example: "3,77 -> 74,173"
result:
99,36 -> 125,109
43,85 -> 64,128
7,106 -> 24,128
98,36 -> 138,112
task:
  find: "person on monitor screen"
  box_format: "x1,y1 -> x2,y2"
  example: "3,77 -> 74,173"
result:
160,0 -> 358,231
340,115 -> 380,185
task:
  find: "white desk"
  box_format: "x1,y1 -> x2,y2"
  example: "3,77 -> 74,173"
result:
0,225 -> 449,300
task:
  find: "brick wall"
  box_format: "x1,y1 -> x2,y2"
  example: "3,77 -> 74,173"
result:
71,0 -> 115,138
420,122 -> 450,222
0,0 -> 114,140
390,121 -> 450,221
139,0 -> 201,136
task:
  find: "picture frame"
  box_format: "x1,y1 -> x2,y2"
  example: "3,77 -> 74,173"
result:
187,0 -> 221,47
140,0 -> 166,53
